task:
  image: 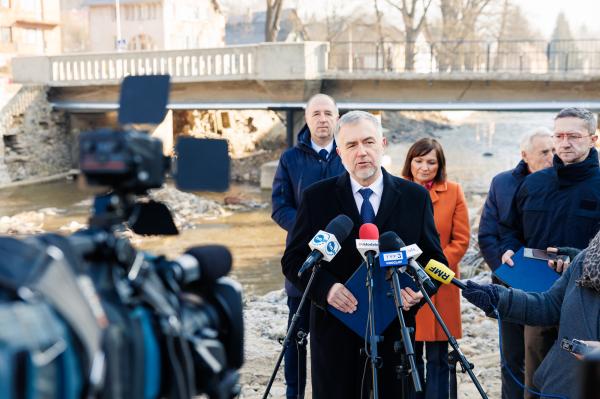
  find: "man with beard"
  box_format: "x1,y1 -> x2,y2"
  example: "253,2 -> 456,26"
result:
272,93 -> 346,399
282,110 -> 447,398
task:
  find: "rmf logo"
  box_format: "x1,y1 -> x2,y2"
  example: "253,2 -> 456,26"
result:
429,266 -> 450,281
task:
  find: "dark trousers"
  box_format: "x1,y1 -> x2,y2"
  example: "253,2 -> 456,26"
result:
499,318 -> 525,399
414,341 -> 449,399
284,295 -> 310,399
524,325 -> 558,399
494,276 -> 525,399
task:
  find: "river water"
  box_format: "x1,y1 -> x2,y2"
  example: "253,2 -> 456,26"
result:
0,111 -> 558,296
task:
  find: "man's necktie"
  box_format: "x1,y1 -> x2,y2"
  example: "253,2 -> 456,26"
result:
318,149 -> 328,161
359,188 -> 375,224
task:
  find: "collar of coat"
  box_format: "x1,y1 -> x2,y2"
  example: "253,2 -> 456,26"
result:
402,176 -> 447,204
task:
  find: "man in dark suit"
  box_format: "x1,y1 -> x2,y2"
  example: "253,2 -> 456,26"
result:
282,110 -> 447,399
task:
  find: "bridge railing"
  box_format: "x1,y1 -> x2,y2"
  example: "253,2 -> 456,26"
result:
11,42 -> 330,86
329,39 -> 600,74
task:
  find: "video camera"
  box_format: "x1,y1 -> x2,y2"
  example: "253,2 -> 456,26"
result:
0,75 -> 243,399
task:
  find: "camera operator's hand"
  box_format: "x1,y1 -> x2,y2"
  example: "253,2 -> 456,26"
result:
462,280 -> 499,315
327,283 -> 357,314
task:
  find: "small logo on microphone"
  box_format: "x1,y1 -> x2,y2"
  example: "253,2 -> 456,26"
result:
313,233 -> 330,244
308,230 -> 340,262
326,241 -> 338,256
379,250 -> 408,267
429,266 -> 451,281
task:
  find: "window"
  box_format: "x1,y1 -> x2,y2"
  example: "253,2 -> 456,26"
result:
21,0 -> 42,18
22,28 -> 43,46
1,27 -> 11,43
1,0 -> 10,9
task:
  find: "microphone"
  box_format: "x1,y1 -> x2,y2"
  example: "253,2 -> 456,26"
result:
356,223 -> 379,269
423,259 -> 467,289
297,214 -> 354,277
159,244 -> 232,286
378,232 -> 436,292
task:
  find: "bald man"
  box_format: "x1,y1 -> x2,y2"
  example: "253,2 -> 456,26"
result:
271,94 -> 346,399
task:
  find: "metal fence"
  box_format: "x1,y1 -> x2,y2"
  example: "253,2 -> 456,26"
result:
329,40 -> 600,74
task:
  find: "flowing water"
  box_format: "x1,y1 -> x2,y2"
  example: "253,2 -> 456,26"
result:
0,111 -> 560,296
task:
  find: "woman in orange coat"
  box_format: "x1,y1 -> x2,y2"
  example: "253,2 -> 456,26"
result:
402,138 -> 470,399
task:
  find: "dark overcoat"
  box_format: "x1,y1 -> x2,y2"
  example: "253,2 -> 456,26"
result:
282,169 -> 447,399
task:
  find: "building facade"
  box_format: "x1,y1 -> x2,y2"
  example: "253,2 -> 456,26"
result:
0,0 -> 61,72
86,0 -> 224,52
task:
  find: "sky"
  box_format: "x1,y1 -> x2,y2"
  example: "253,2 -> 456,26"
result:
518,0 -> 600,37
222,0 -> 600,39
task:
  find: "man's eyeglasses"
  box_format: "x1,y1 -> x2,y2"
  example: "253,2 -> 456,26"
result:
552,133 -> 593,142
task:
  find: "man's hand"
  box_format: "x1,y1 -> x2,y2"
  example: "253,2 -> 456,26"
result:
501,250 -> 515,266
327,283 -> 357,313
400,287 -> 423,311
546,247 -> 571,273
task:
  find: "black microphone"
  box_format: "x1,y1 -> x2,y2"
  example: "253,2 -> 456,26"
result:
378,232 -> 437,292
159,245 -> 232,286
297,214 -> 353,277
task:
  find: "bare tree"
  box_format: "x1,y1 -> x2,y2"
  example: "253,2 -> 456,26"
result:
435,0 -> 493,71
386,0 -> 433,71
265,0 -> 284,42
373,0 -> 387,70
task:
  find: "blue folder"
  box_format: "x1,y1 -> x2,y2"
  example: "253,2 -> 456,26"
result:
327,261 -> 418,338
493,247 -> 561,293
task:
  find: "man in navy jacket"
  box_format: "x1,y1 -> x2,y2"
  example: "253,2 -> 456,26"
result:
478,128 -> 553,399
271,93 -> 345,399
500,107 -> 600,399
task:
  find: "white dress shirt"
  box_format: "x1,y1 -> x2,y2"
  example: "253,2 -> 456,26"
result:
310,139 -> 334,156
349,171 -> 384,216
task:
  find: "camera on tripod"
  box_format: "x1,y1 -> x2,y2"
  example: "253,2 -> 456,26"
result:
0,75 -> 244,399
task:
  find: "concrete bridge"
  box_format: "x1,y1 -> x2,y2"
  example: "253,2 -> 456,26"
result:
11,41 -> 600,113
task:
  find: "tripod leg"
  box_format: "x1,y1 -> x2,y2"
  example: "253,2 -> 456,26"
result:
448,350 -> 459,399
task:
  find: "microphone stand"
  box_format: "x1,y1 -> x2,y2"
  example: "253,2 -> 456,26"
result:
365,253 -> 381,399
262,261 -> 321,399
389,268 -> 423,395
406,269 -> 489,399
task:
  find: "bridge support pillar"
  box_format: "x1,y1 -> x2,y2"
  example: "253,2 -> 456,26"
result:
151,110 -> 173,155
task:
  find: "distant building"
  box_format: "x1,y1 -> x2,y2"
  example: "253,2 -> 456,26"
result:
0,0 -> 61,73
226,8 -> 306,45
85,0 -> 224,52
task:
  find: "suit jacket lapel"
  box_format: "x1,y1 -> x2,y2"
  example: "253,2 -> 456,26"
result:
375,169 -> 402,227
335,172 -> 361,227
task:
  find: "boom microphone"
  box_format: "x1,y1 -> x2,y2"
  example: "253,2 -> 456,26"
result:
423,259 -> 467,289
297,214 -> 354,277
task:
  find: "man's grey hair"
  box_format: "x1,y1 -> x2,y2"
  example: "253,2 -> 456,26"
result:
555,107 -> 597,135
333,110 -> 382,141
305,93 -> 339,116
520,127 -> 553,152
